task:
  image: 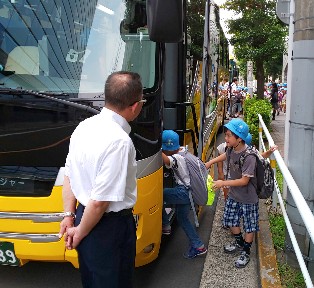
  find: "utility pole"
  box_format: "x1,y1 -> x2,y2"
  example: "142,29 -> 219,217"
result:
247,61 -> 253,98
285,0 -> 314,280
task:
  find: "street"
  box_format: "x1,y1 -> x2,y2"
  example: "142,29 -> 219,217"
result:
0,204 -> 216,288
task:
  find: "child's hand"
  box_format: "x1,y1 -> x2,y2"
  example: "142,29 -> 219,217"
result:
205,160 -> 213,170
213,180 -> 224,190
270,145 -> 278,152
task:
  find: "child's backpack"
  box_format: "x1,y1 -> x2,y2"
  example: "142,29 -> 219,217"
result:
239,147 -> 275,199
176,150 -> 209,205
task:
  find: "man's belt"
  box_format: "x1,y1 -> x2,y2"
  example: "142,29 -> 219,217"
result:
78,203 -> 133,217
105,208 -> 133,217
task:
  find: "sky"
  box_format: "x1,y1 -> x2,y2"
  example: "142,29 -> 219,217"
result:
212,0 -> 233,39
212,0 -> 236,55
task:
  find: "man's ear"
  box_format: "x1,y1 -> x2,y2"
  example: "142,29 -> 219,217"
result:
130,102 -> 139,114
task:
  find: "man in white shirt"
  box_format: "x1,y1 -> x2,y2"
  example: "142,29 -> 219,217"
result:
59,71 -> 144,288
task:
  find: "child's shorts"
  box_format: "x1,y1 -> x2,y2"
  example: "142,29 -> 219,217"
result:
223,197 -> 259,233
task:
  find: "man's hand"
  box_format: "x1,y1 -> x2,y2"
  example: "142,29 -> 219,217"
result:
59,217 -> 74,239
64,226 -> 85,250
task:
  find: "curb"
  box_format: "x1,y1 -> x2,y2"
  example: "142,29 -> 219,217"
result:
257,199 -> 282,287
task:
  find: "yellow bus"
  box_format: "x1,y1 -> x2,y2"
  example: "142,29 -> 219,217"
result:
0,0 -> 228,268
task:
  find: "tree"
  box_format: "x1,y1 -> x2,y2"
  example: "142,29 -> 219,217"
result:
224,0 -> 287,98
264,50 -> 284,81
187,0 -> 206,61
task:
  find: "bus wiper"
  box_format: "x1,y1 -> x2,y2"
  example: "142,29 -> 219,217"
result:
0,88 -> 100,115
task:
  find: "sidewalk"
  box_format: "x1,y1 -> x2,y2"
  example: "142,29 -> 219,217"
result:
200,113 -> 286,288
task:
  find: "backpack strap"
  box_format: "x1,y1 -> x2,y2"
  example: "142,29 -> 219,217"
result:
170,155 -> 190,189
225,147 -> 232,180
239,146 -> 258,168
239,148 -> 249,169
238,148 -> 259,190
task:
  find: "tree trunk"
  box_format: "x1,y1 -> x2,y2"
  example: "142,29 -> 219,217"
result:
255,59 -> 265,99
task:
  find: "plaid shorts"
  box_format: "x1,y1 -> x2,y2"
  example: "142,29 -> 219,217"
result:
223,197 -> 259,233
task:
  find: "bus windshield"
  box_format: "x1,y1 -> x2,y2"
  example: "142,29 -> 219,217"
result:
0,0 -> 156,97
0,0 -> 160,196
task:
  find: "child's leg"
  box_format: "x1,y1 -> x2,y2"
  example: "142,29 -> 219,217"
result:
242,201 -> 259,255
176,203 -> 204,249
223,198 -> 244,252
243,232 -> 254,255
222,197 -> 241,231
234,202 -> 259,268
177,203 -> 207,259
162,186 -> 190,227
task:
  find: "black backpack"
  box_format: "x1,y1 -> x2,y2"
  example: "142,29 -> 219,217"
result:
239,147 -> 275,199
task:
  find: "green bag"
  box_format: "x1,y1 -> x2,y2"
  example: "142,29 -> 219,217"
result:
206,175 -> 215,205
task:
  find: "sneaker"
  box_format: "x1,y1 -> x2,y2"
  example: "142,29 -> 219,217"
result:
183,246 -> 207,259
162,225 -> 171,235
235,251 -> 250,268
224,241 -> 243,254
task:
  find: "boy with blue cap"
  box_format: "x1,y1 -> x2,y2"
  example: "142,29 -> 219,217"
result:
161,130 -> 207,259
206,119 -> 258,268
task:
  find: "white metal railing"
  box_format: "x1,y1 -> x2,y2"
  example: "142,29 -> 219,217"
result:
258,114 -> 314,288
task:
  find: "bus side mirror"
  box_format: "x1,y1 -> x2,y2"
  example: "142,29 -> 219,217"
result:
146,0 -> 183,43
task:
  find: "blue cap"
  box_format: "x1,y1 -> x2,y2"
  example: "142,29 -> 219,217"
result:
224,119 -> 249,141
245,133 -> 252,146
162,130 -> 180,151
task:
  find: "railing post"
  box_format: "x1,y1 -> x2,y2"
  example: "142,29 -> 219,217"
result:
258,119 -> 263,153
270,154 -> 278,209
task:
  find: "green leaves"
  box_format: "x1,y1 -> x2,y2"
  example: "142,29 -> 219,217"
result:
187,0 -> 206,61
243,98 -> 272,145
224,0 -> 288,89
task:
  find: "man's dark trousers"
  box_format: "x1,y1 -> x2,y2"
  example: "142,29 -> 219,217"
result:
75,204 -> 136,288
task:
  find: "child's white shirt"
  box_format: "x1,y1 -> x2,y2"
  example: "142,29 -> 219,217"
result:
165,147 -> 190,187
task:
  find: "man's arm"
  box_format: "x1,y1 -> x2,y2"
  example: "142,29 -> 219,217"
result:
58,176 -> 77,239
62,175 -> 77,213
65,200 -> 109,249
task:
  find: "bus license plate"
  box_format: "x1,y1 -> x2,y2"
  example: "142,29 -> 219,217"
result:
0,242 -> 20,266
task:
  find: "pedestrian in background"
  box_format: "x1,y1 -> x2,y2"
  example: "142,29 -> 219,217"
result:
59,71 -> 144,288
229,77 -> 239,117
270,82 -> 279,120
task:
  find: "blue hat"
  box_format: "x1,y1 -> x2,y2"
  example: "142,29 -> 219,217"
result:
224,119 -> 249,140
245,133 -> 252,146
162,130 -> 180,151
